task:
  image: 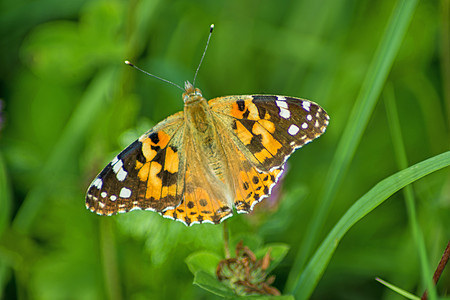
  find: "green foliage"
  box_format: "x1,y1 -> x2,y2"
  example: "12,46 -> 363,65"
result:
0,0 -> 449,299
293,152 -> 450,299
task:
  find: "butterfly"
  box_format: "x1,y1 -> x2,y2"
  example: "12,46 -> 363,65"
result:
85,25 -> 329,226
85,77 -> 329,226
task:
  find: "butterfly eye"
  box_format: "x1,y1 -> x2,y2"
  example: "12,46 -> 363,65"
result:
194,88 -> 203,96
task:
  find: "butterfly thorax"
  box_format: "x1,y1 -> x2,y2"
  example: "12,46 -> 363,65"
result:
183,82 -> 230,184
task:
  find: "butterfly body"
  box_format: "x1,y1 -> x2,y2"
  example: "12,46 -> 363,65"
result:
86,80 -> 329,226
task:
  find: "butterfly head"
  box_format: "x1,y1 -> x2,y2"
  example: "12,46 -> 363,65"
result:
183,81 -> 203,104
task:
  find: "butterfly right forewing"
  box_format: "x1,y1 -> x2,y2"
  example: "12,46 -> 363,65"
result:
86,111 -> 187,215
209,95 -> 329,172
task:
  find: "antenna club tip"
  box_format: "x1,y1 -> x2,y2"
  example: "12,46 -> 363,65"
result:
210,24 -> 214,32
124,60 -> 133,66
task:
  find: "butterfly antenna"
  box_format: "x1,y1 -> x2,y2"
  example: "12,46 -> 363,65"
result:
124,60 -> 184,91
192,24 -> 214,87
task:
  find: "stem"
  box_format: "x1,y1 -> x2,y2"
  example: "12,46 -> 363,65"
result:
421,241 -> 450,300
100,218 -> 122,300
223,221 -> 230,258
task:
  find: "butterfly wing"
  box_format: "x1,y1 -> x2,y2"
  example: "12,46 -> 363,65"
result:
222,139 -> 284,214
86,111 -> 187,215
209,95 -> 329,212
209,95 -> 329,171
86,110 -> 235,226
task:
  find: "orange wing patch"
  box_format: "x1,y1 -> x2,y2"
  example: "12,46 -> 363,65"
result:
131,129 -> 184,211
230,98 -> 260,120
234,165 -> 283,213
161,167 -> 233,225
161,187 -> 233,225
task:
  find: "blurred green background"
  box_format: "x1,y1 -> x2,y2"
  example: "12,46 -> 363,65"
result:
0,0 -> 449,299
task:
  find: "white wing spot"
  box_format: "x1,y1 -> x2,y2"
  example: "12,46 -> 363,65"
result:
112,159 -> 123,172
315,120 -> 320,127
301,122 -> 308,129
277,96 -> 287,101
276,100 -> 288,109
93,178 -> 103,189
307,114 -> 312,121
111,156 -> 119,165
302,101 -> 311,112
116,168 -> 127,181
288,124 -> 300,135
112,159 -> 127,181
119,187 -> 132,198
276,99 -> 291,119
279,109 -> 291,119
101,192 -> 107,198
110,195 -> 117,201
98,202 -> 105,208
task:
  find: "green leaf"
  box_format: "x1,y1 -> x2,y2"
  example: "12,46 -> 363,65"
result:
186,251 -> 222,277
193,270 -> 294,299
230,234 -> 263,253
193,270 -> 236,298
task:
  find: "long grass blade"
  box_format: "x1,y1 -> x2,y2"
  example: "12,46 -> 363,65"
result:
384,84 -> 436,300
294,151 -> 450,300
285,0 -> 420,291
12,69 -> 119,233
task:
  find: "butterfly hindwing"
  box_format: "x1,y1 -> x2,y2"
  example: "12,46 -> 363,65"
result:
161,133 -> 234,226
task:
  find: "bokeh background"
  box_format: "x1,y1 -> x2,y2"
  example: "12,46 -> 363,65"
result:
1,0 -> 449,299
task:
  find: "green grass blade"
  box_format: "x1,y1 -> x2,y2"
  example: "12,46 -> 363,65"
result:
384,84 -> 436,300
12,68 -> 119,233
0,153 -> 11,237
285,0 -> 420,291
0,152 -> 12,298
293,151 -> 450,300
375,277 -> 421,300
